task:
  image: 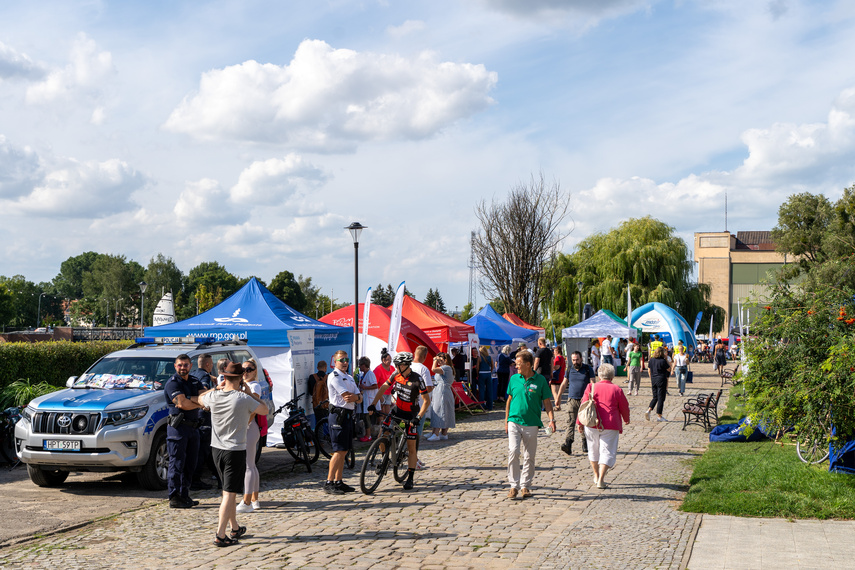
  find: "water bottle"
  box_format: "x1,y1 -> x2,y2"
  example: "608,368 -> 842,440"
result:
544,423 -> 553,436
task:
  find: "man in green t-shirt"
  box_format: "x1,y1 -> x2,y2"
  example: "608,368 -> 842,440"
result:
505,350 -> 555,499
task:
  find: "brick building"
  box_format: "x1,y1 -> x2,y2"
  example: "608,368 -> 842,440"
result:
693,231 -> 790,335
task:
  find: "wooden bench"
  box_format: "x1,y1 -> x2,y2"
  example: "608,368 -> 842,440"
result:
681,389 -> 722,432
720,363 -> 739,387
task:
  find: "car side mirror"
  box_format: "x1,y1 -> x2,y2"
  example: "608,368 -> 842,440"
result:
66,376 -> 77,388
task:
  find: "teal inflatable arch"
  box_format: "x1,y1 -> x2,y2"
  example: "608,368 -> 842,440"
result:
629,302 -> 698,351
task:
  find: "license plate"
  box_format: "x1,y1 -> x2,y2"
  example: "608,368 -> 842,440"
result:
44,439 -> 81,451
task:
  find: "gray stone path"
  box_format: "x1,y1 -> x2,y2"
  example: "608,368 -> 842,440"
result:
0,369 -> 721,569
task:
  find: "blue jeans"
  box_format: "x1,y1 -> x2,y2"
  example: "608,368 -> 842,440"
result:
676,366 -> 689,394
602,355 -> 614,365
478,372 -> 494,410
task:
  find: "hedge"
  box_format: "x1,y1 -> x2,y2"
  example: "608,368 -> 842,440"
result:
0,341 -> 132,390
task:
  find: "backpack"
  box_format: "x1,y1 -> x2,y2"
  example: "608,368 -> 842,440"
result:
577,382 -> 600,428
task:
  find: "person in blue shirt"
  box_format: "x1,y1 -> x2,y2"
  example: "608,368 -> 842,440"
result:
164,354 -> 204,508
557,351 -> 595,456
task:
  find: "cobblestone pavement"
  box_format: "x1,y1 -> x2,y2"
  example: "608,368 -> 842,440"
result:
0,366 -> 725,569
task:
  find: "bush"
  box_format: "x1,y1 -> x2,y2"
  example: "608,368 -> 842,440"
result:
0,341 -> 131,390
0,379 -> 63,408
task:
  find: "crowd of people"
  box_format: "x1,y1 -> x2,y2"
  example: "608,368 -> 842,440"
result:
162,333 -> 729,546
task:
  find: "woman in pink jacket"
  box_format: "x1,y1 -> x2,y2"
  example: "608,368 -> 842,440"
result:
576,363 -> 630,489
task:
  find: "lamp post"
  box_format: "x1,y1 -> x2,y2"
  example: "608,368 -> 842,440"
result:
576,282 -> 583,322
138,281 -> 147,333
346,222 -> 366,374
36,292 -> 48,328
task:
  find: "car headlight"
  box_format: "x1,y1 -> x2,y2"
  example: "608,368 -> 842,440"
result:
21,406 -> 34,423
104,406 -> 149,426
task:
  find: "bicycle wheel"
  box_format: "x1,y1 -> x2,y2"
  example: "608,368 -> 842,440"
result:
393,432 -> 410,483
360,437 -> 390,494
315,418 -> 333,459
302,425 -> 320,464
796,434 -> 830,464
289,429 -> 312,472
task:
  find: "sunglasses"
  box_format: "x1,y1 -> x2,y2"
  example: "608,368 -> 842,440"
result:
336,358 -> 349,363
242,366 -> 256,372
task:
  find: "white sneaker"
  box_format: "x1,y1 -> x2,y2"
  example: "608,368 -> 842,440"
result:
426,434 -> 441,442
657,416 -> 668,422
251,501 -> 261,510
236,501 -> 254,513
645,411 -> 650,421
416,459 -> 427,470
440,435 -> 448,440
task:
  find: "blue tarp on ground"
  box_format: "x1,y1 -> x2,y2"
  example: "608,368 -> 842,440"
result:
829,435 -> 855,474
709,417 -> 769,442
145,277 -> 352,348
465,304 -> 540,346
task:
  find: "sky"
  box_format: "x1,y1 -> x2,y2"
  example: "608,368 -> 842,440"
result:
2,0 -> 855,313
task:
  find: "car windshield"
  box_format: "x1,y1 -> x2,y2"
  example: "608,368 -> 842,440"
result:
73,357 -> 176,390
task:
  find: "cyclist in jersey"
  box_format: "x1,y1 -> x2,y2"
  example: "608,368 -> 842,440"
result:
368,352 -> 431,490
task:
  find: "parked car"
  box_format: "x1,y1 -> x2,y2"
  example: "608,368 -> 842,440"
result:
14,337 -> 261,489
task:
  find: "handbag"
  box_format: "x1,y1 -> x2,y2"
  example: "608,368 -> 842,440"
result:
686,370 -> 694,384
577,382 -> 600,428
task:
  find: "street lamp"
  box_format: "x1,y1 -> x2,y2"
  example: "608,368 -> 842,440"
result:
346,222 -> 366,373
138,281 -> 147,333
576,282 -> 584,322
36,292 -> 48,328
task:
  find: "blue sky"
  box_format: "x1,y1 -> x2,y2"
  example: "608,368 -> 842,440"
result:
2,0 -> 855,313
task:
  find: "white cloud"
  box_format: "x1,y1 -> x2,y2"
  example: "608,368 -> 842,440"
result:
163,39 -> 497,150
229,154 -> 328,204
481,0 -> 651,19
387,20 -> 426,38
173,178 -> 243,225
0,135 -> 42,198
25,33 -> 114,105
0,41 -> 44,80
11,158 -> 145,218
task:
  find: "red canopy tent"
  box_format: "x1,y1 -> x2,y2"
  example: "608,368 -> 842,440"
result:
320,303 -> 438,366
503,312 -> 545,336
394,296 -> 475,352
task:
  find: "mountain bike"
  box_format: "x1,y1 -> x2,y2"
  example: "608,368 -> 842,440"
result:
359,411 -> 412,494
274,393 -> 319,472
315,401 -> 355,469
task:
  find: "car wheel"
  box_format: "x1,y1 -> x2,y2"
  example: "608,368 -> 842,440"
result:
137,430 -> 168,490
27,464 -> 69,487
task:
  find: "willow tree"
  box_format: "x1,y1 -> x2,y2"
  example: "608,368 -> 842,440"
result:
550,216 -> 721,327
473,172 -> 571,324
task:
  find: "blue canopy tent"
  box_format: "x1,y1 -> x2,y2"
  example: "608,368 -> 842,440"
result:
145,277 -> 351,444
629,302 -> 698,352
465,304 -> 540,346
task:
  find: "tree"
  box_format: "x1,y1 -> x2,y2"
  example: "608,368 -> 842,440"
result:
424,288 -> 447,313
371,283 -> 395,307
0,282 -> 16,327
77,254 -> 144,326
297,275 -> 323,317
550,217 -> 722,328
269,270 -> 307,312
52,251 -> 102,299
143,254 -> 186,324
181,262 -> 241,319
460,302 -> 475,321
771,192 -> 833,266
473,172 -> 571,324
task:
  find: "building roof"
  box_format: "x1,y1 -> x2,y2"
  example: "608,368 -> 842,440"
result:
735,231 -> 776,250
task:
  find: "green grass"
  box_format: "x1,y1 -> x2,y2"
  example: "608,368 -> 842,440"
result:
681,390 -> 855,519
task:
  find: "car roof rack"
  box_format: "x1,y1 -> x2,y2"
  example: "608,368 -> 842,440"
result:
128,337 -> 249,350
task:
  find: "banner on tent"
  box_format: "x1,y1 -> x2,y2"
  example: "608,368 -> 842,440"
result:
286,330 -> 315,415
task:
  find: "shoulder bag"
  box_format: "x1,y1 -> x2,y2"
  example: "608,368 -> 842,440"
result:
577,382 -> 600,428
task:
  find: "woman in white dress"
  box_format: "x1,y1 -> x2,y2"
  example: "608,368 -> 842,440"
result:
427,353 -> 455,441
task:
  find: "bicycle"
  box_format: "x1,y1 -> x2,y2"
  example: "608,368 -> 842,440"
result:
0,406 -> 22,466
315,401 -> 355,469
273,393 -> 319,472
359,411 -> 413,494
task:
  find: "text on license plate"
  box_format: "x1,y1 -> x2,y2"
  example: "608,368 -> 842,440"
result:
44,439 -> 81,451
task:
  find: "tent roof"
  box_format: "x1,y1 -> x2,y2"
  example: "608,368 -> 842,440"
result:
320,303 -> 439,355
502,312 -> 545,333
145,277 -> 351,347
561,309 -> 639,339
395,296 -> 475,344
465,304 -> 540,345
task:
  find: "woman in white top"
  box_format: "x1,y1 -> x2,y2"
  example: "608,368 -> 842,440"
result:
236,359 -> 264,513
673,346 -> 690,396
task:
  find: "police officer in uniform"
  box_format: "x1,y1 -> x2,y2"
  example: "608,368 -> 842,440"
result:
323,350 -> 362,495
164,354 -> 204,508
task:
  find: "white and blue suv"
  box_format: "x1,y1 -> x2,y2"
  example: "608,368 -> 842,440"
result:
15,338 -> 260,489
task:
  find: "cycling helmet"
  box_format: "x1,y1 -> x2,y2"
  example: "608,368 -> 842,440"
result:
393,352 -> 414,366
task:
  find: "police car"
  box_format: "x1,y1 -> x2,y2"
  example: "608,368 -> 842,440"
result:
15,338 -> 263,489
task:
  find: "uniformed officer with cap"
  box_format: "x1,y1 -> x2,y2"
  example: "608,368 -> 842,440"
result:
164,353 -> 204,508
323,350 -> 362,495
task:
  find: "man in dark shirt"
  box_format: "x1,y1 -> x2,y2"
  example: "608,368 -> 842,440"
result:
451,348 -> 466,382
533,338 -> 553,379
557,351 -> 595,455
190,354 -> 215,490
164,354 -> 204,508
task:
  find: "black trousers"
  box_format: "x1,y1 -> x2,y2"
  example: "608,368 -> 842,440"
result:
649,379 -> 667,415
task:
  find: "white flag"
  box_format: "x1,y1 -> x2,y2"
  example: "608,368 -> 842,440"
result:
387,281 -> 406,355
626,284 -> 633,340
360,287 -> 372,360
